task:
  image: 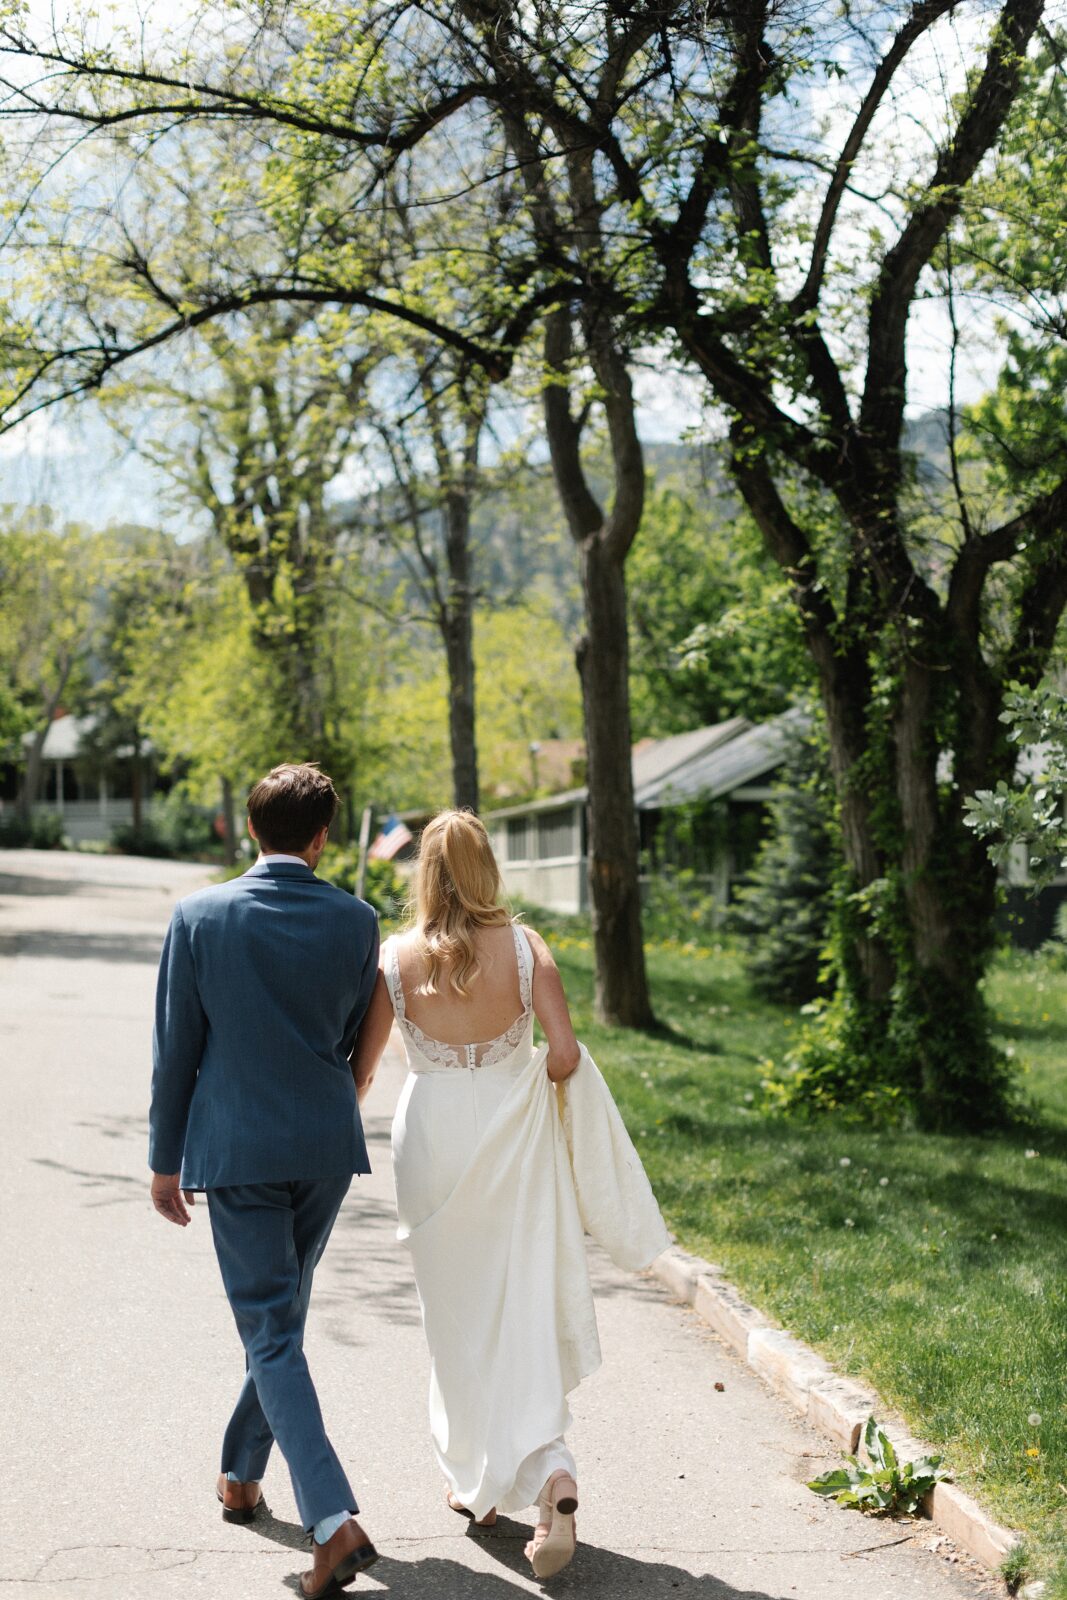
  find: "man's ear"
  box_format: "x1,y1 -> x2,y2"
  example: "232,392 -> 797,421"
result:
247,818 -> 258,843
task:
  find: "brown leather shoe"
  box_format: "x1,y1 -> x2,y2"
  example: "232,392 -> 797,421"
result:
299,1517 -> 378,1598
216,1473 -> 265,1524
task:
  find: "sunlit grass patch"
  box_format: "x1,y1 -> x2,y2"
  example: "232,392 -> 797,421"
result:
535,922 -> 1067,1594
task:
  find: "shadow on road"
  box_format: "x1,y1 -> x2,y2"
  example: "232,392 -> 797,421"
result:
322,1196 -> 423,1333
32,1155 -> 146,1206
235,1503 -> 310,1552
277,1542 -> 790,1598
0,869 -> 98,898
0,928 -> 163,962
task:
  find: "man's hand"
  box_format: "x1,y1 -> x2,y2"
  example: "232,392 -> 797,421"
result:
151,1172 -> 196,1226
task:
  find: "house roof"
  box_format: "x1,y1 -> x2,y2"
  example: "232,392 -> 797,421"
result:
485,710 -> 802,823
635,709 -> 805,807
25,713 -> 95,762
485,786 -> 588,823
631,718 -> 748,803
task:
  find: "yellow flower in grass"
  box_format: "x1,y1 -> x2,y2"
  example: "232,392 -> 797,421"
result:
1026,1447 -> 1041,1459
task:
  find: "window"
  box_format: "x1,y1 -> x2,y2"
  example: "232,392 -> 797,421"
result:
506,816 -> 530,861
537,808 -> 575,860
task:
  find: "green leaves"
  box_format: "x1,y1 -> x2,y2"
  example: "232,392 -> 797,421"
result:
964,681 -> 1067,889
808,1418 -> 950,1516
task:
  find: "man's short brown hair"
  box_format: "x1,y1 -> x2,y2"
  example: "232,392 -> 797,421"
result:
247,764 -> 339,853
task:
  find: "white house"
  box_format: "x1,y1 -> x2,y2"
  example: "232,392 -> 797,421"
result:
2,713 -> 154,844
486,712 -> 803,915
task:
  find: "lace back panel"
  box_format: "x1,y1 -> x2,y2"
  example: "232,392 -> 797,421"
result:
387,924 -> 533,1069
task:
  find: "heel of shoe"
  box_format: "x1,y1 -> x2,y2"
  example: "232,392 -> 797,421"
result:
221,1504 -> 257,1524
552,1473 -> 579,1517
530,1474 -> 579,1579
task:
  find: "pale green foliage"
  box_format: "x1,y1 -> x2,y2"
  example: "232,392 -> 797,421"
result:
360,598 -> 583,811
964,681 -> 1067,887
627,483 -> 810,738
116,554 -> 281,801
475,600 -> 583,798
0,517 -> 102,750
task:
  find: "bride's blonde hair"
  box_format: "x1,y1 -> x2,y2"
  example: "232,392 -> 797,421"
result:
409,809 -> 511,998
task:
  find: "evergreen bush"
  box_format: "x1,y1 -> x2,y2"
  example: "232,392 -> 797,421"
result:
731,726 -> 837,1006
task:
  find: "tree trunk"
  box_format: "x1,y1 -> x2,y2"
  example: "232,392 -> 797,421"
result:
131,733 -> 144,834
442,487 -> 479,812
18,724 -> 48,820
540,306 -> 653,1029
577,537 -> 654,1027
18,665 -> 72,819
890,657 -> 1009,1127
220,775 -> 237,866
819,665 -> 896,1009
817,643 -> 1013,1129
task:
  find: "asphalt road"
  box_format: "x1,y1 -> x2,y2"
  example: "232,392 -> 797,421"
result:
0,849 -> 997,1600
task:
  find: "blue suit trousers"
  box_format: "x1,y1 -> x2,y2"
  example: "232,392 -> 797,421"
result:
207,1178 -> 356,1532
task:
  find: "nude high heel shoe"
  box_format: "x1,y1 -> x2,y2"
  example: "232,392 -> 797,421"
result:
525,1469 -> 578,1579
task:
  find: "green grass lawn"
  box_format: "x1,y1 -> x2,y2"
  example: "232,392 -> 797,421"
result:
535,916 -> 1067,1596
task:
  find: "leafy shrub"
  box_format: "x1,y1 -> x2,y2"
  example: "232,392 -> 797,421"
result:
1040,901 -> 1067,970
808,1418 -> 949,1515
320,847 -> 408,917
112,793 -> 217,859
761,993 -> 906,1125
0,809 -> 67,849
964,679 -> 1067,888
642,864 -> 719,940
111,819 -> 172,857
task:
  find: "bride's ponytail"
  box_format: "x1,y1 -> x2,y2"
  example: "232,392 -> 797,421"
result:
410,810 -> 511,997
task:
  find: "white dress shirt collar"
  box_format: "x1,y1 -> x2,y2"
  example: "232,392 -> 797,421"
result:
256,853 -> 312,869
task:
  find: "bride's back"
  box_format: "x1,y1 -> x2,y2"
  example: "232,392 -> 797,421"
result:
366,808 -> 579,1086
395,922 -> 525,1047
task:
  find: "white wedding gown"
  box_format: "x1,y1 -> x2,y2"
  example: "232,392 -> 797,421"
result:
385,925 -> 671,1521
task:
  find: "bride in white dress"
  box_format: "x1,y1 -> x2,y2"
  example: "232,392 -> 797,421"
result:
351,809 -> 670,1579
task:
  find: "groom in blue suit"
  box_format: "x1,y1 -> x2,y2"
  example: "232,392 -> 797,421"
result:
149,763 -> 380,1599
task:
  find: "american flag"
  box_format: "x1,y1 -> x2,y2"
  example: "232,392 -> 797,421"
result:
367,813 -> 414,861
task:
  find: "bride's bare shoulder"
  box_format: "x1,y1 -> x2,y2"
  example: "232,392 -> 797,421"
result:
517,925 -> 556,966
379,928 -> 414,965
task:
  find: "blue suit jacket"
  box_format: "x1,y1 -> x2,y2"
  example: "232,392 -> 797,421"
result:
149,859 -> 379,1189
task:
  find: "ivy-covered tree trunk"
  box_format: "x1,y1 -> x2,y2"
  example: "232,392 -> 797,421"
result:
676,0 -> 1054,1127
825,652 -> 1012,1128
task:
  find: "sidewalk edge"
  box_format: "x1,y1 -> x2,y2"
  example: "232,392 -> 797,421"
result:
648,1244 -> 1020,1575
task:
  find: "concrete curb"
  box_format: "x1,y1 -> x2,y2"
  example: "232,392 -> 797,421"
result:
649,1245 -> 1020,1576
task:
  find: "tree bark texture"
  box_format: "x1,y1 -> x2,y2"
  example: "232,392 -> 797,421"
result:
18,662 -> 72,819
543,308 -> 653,1028
576,538 -> 652,1026
442,483 -> 479,813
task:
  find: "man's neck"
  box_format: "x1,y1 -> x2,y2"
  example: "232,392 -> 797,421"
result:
257,851 -> 314,869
